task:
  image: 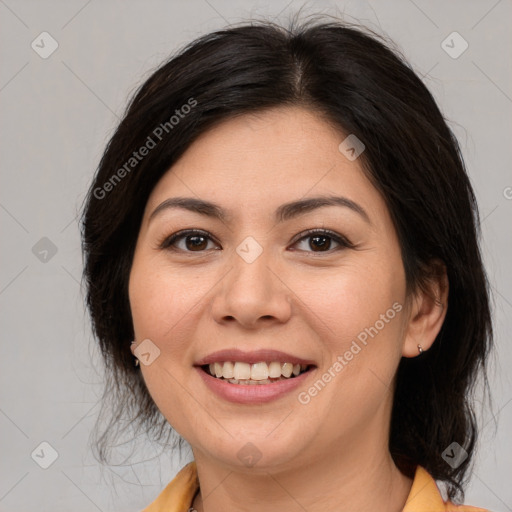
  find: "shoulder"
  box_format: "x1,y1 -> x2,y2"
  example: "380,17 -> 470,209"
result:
142,461 -> 199,512
403,466 -> 489,512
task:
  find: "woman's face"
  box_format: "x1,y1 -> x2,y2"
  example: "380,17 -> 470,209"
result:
129,106 -> 415,472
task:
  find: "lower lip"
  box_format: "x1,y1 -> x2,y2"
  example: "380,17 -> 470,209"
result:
195,366 -> 316,404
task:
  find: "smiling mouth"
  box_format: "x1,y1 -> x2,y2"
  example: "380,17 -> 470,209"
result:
201,361 -> 313,385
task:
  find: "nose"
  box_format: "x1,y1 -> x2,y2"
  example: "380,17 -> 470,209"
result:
210,246 -> 292,329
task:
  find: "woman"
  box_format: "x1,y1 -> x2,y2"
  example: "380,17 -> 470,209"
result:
80,15 -> 493,512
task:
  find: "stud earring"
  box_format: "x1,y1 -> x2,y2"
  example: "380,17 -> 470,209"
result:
417,344 -> 424,355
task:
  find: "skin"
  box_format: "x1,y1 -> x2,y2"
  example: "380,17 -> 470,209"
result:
129,106 -> 448,512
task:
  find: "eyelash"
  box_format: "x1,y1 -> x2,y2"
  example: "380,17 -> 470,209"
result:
158,228 -> 355,255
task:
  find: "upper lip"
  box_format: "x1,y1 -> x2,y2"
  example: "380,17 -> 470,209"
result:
194,349 -> 316,367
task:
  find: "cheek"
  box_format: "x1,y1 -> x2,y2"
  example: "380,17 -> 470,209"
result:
128,259 -> 201,435
298,269 -> 405,422
129,258 -> 199,343
299,264 -> 407,418
301,264 -> 405,348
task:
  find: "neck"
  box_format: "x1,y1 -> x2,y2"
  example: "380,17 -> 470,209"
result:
191,440 -> 413,512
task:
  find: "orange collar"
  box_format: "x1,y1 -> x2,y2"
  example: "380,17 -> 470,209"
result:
143,461 -> 487,512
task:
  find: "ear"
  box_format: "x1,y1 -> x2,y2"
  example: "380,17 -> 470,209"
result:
402,260 -> 449,358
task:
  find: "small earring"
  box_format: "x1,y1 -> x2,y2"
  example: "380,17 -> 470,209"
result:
417,344 -> 424,355
131,341 -> 140,367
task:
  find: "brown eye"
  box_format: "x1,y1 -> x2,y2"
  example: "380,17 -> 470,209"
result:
183,234 -> 209,251
291,229 -> 353,253
160,230 -> 219,252
308,234 -> 332,251
160,228 -> 352,254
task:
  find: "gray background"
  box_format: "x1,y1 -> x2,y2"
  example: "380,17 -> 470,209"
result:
1,0 -> 511,511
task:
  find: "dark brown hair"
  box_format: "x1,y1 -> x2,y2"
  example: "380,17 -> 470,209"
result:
80,14 -> 493,501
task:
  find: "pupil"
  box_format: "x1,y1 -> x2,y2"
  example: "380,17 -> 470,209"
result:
310,235 -> 330,251
187,235 -> 207,251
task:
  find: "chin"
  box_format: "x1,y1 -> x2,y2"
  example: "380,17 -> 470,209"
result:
192,427 -> 314,473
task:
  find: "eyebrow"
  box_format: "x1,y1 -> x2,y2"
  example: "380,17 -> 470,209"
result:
148,195 -> 371,225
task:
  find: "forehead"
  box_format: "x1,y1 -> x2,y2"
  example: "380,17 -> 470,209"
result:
144,106 -> 384,222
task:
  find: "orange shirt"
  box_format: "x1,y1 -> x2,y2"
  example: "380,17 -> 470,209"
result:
142,461 -> 488,512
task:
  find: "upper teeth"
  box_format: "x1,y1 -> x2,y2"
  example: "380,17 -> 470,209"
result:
209,361 -> 306,380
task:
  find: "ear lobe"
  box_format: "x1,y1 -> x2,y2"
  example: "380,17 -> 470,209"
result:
402,261 -> 449,358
